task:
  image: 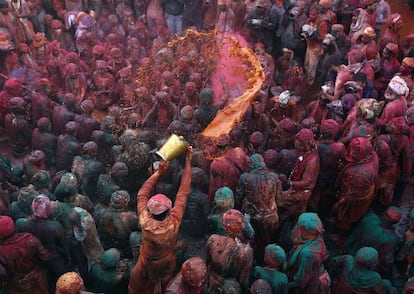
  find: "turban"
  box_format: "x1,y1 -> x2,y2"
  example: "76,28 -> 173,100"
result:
278,118 -> 296,133
46,40 -> 60,52
110,162 -> 128,175
264,244 -> 286,267
249,131 -> 264,146
63,93 -> 76,106
17,43 -> 29,53
278,90 -> 290,107
180,105 -> 194,121
345,137 -> 373,163
320,119 -> 340,138
60,172 -> 78,187
222,209 -> 245,234
56,272 -> 84,294
8,96 -> 27,111
101,248 -> 121,269
181,257 -> 207,287
37,78 -> 51,88
92,45 -> 105,56
199,88 -> 214,103
51,19 -> 63,30
363,27 -> 376,39
214,187 -> 235,209
18,186 -> 37,206
80,99 -> 94,114
358,99 -> 376,119
296,128 -> 314,144
31,170 -> 51,189
127,37 -> 140,49
65,121 -> 79,134
223,279 -> 242,293
250,153 -> 266,170
136,21 -> 146,29
385,43 -> 399,56
82,141 -> 98,156
355,247 -> 378,268
302,115 -> 316,127
331,24 -> 344,33
296,212 -> 323,234
76,11 -> 88,24
0,216 -> 14,239
263,149 -> 278,167
4,79 -> 22,95
388,75 -> 409,97
387,13 -> 401,26
118,66 -> 132,78
32,194 -> 52,219
383,206 -> 402,224
341,94 -> 357,111
55,183 -> 78,201
110,190 -> 130,209
402,57 -> 414,69
37,117 -> 51,130
66,63 -> 78,73
147,194 -> 172,215
0,31 -> 10,50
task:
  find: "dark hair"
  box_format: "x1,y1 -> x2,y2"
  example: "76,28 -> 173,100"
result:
353,72 -> 367,83
323,54 -> 341,70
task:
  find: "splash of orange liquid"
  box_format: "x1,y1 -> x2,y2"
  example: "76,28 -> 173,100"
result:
201,34 -> 265,138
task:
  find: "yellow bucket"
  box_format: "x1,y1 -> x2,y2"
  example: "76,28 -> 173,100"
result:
156,134 -> 187,161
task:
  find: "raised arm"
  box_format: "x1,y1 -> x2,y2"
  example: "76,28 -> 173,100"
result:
137,160 -> 170,215
171,148 -> 193,220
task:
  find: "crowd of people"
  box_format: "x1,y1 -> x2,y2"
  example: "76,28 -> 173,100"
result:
1,0 -> 414,292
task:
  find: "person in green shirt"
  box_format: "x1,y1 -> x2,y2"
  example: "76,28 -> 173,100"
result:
252,244 -> 288,293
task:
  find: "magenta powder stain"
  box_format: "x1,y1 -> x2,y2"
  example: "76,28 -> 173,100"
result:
210,33 -> 251,105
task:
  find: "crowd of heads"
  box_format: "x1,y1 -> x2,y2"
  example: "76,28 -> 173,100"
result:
1,0 -> 414,292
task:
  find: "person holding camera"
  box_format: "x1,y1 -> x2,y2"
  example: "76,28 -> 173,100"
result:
245,0 -> 278,55
302,7 -> 328,86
